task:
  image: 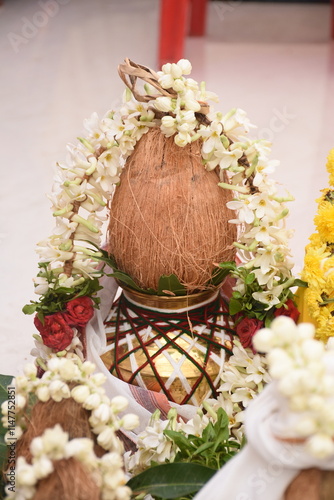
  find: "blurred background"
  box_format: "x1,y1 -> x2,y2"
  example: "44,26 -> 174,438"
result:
0,0 -> 333,375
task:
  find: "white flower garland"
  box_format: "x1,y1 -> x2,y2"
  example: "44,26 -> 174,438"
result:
1,355 -> 139,448
1,355 -> 139,500
254,316 -> 334,459
27,58 -> 295,323
6,425 -> 131,500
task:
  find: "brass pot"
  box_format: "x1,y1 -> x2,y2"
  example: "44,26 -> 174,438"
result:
101,287 -> 232,406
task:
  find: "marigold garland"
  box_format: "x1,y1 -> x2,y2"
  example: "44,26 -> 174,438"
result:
301,149 -> 334,341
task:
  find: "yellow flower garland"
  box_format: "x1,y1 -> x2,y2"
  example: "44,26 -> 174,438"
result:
301,149 -> 334,341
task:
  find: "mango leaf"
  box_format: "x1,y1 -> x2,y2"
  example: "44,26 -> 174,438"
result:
127,462 -> 216,499
157,275 -> 187,296
107,271 -> 157,295
207,265 -> 231,288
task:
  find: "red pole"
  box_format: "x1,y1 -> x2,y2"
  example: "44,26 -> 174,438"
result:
158,0 -> 190,69
189,0 -> 208,37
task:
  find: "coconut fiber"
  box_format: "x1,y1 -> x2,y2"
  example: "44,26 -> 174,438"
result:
108,128 -> 236,292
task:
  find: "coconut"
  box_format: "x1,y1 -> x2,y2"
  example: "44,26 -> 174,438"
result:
107,127 -> 236,293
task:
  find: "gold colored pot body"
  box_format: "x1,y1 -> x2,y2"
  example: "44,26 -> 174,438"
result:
102,288 -> 230,406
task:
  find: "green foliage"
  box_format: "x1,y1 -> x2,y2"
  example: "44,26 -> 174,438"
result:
206,262 -> 233,288
98,248 -> 234,297
164,408 -> 240,470
216,262 -> 307,322
127,462 -> 216,500
22,262 -> 102,320
157,275 -> 187,296
128,408 -> 240,500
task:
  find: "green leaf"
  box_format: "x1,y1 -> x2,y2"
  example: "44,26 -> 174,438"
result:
53,286 -> 76,294
207,265 -> 231,288
0,375 -> 14,406
192,441 -> 214,456
292,279 -> 308,288
217,261 -> 236,271
107,271 -> 156,295
245,272 -> 256,285
163,430 -> 192,452
127,462 -> 216,499
22,303 -> 37,315
157,275 -> 187,296
229,298 -> 243,315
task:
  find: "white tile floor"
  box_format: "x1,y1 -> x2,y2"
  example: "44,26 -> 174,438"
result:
0,0 -> 333,376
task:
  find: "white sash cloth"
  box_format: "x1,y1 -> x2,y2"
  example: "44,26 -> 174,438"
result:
194,382 -> 334,500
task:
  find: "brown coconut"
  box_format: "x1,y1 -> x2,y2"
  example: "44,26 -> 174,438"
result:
107,128 -> 236,292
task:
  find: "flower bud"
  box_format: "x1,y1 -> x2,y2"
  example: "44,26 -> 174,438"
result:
270,316 -> 296,342
92,403 -> 111,424
114,485 -> 132,500
306,433 -> 334,459
83,392 -> 102,410
49,380 -> 70,402
170,63 -> 182,79
16,459 -> 36,486
111,396 -> 129,413
101,451 -> 123,470
253,328 -> 275,353
301,339 -> 324,361
154,97 -> 173,112
159,73 -> 174,90
121,413 -> 140,430
65,437 -> 94,462
91,373 -> 107,386
297,323 -> 315,339
173,79 -> 185,92
174,133 -> 190,147
47,358 -> 61,372
294,416 -> 317,437
177,59 -> 192,75
58,358 -> 80,380
36,385 -> 50,402
15,394 -> 27,410
161,115 -> 176,128
97,426 -> 119,450
71,384 -> 91,403
30,436 -> 44,457
33,456 -> 53,480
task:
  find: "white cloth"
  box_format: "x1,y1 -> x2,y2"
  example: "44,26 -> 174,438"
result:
194,382 -> 334,500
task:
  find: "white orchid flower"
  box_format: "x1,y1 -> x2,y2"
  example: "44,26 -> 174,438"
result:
215,144 -> 243,170
252,285 -> 283,309
227,198 -> 255,224
253,159 -> 279,187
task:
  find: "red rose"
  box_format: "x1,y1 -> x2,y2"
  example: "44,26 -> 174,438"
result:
274,299 -> 300,323
236,317 -> 263,352
34,313 -> 74,351
64,296 -> 94,327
